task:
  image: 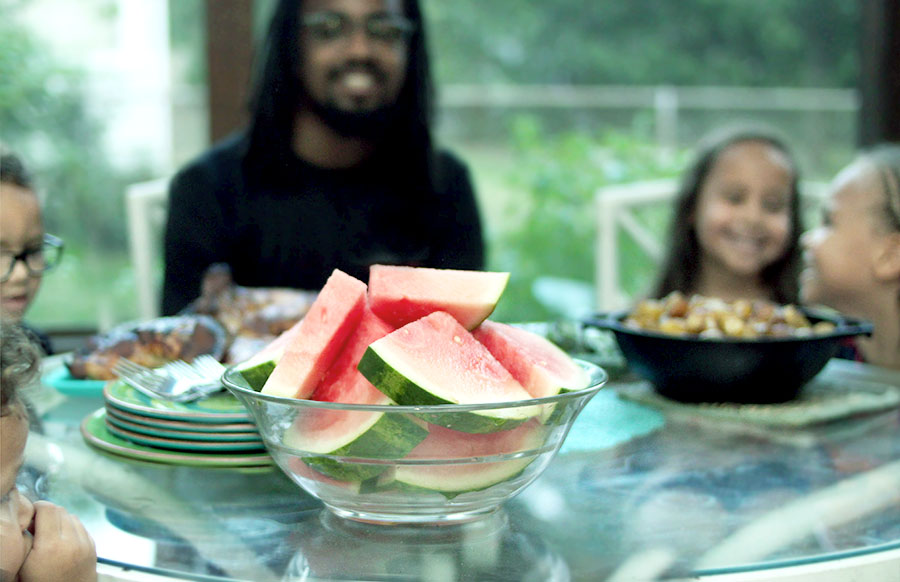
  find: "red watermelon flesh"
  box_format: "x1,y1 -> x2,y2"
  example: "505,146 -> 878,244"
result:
362,310 -> 535,405
368,265 -> 509,330
261,269 -> 367,399
473,321 -> 590,398
253,314 -> 308,361
312,307 -> 394,404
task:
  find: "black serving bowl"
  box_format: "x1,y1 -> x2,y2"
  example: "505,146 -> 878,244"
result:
583,308 -> 873,404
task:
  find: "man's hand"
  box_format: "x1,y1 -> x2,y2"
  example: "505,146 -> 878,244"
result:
19,501 -> 96,582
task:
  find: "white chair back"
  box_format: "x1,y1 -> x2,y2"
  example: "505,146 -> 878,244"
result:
125,177 -> 170,320
593,179 -> 828,312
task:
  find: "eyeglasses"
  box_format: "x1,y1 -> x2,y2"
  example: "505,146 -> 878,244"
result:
300,11 -> 416,46
0,234 -> 64,283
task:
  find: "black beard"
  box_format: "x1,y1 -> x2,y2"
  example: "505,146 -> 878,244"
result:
300,61 -> 402,139
310,101 -> 399,139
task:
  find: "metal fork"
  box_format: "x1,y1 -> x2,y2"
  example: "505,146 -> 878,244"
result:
113,356 -> 224,402
160,355 -> 226,401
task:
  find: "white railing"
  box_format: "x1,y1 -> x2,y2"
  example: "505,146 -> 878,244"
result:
593,180 -> 830,312
440,84 -> 859,153
125,177 -> 171,320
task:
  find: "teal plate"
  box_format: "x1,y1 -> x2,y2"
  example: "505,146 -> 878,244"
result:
104,380 -> 250,423
104,409 -> 262,443
81,409 -> 271,467
104,417 -> 265,452
43,366 -> 108,397
104,406 -> 257,434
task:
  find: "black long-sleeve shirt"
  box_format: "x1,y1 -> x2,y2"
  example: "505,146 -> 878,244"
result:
162,133 -> 485,315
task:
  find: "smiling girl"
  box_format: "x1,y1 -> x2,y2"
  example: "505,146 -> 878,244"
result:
651,127 -> 803,304
801,144 -> 900,370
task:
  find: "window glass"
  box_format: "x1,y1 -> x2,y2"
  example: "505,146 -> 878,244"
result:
2,0 -> 860,332
423,0 -> 859,319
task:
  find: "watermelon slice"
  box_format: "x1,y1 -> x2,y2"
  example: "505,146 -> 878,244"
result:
284,308 -> 427,481
235,334 -> 292,391
368,265 -> 509,330
472,321 -> 591,398
312,307 -> 394,404
394,420 -> 546,494
261,269 -> 366,399
284,406 -> 426,481
358,311 -> 543,433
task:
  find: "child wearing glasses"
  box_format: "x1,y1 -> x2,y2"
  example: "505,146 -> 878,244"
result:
0,148 -> 63,355
650,126 -> 803,304
801,144 -> 900,370
1,321 -> 97,582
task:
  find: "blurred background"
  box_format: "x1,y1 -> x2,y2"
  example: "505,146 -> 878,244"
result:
1,0 -> 897,342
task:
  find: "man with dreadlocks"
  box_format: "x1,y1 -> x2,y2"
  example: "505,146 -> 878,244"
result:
162,0 -> 484,315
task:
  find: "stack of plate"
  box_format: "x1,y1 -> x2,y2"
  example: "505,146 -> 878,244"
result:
80,380 -> 271,468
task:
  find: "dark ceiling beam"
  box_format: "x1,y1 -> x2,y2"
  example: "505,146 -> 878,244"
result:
859,0 -> 900,146
205,0 -> 255,143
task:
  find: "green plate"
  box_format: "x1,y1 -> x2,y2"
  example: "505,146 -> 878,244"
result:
104,418 -> 265,452
81,409 -> 271,467
43,365 -> 108,397
104,410 -> 262,443
104,406 -> 257,434
104,380 -> 250,423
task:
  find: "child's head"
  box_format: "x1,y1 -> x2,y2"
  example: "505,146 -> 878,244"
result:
653,126 -> 802,303
1,149 -> 62,323
0,322 -> 41,580
801,144 -> 900,317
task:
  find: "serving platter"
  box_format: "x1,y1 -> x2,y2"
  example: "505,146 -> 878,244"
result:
81,409 -> 271,467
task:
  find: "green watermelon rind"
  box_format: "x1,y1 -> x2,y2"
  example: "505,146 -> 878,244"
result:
391,422 -> 547,495
393,463 -> 532,498
357,345 -> 541,434
287,412 -> 428,482
235,358 -> 277,392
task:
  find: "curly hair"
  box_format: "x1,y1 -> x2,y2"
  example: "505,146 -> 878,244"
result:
0,145 -> 35,189
0,321 -> 42,414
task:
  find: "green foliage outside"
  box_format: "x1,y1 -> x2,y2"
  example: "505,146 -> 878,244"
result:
485,118 -> 687,322
1,1 -> 155,328
424,0 -> 857,87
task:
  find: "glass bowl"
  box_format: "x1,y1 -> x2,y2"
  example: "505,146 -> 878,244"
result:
221,360 -> 607,524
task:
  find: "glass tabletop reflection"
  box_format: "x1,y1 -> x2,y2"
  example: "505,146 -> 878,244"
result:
26,355 -> 900,581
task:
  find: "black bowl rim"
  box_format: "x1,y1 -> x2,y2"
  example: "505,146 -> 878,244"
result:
583,306 -> 874,345
221,359 -> 609,412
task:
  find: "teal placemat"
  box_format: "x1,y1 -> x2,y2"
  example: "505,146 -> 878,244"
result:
560,389 -> 665,454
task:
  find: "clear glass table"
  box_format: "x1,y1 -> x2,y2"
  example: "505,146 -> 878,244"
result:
25,355 -> 900,581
